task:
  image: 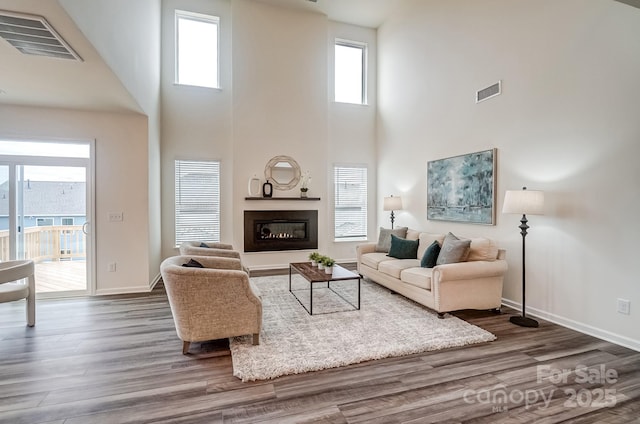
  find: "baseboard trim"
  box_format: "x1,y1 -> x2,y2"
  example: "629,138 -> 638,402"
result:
502,298 -> 640,352
150,273 -> 161,290
95,285 -> 153,296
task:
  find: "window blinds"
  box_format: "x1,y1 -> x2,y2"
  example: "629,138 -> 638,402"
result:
175,160 -> 220,246
334,165 -> 368,240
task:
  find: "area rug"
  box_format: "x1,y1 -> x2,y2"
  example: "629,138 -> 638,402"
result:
230,274 -> 496,382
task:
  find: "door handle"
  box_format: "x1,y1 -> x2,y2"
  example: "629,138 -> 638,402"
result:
82,222 -> 89,235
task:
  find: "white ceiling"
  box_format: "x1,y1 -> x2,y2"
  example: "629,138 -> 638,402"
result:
0,0 -> 141,113
254,0 -> 403,28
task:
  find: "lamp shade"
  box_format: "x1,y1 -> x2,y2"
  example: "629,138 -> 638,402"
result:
383,196 -> 403,211
502,188 -> 544,215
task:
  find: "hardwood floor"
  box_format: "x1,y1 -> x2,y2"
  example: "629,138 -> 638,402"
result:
1,269 -> 639,423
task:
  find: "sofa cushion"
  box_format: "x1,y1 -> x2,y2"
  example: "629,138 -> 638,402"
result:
400,267 -> 433,290
467,238 -> 499,261
406,228 -> 421,241
378,259 -> 420,279
360,252 -> 392,270
375,227 -> 408,253
420,240 -> 441,268
387,234 -> 419,259
436,232 -> 471,265
416,232 -> 446,259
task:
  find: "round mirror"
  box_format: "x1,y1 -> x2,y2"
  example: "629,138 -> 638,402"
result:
264,155 -> 301,190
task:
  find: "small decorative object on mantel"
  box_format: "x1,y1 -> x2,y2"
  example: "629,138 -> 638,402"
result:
248,174 -> 260,197
262,180 -> 273,198
299,171 -> 311,198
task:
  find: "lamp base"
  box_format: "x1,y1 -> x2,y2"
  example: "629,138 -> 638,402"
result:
510,315 -> 539,328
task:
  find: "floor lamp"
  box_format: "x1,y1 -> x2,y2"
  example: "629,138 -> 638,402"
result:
383,195 -> 403,229
502,187 -> 544,328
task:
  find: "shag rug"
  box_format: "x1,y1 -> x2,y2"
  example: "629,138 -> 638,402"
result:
230,274 -> 496,382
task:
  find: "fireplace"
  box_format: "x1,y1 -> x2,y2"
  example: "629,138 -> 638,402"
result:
244,210 -> 318,252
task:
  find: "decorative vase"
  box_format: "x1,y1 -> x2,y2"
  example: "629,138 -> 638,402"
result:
324,266 -> 333,274
318,263 -> 325,270
311,260 -> 317,266
248,175 -> 260,197
262,180 -> 273,198
300,189 -> 308,198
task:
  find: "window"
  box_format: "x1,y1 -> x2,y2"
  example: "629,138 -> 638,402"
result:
175,160 -> 220,247
175,10 -> 219,89
62,217 -> 74,234
335,39 -> 367,105
36,218 -> 53,226
334,165 -> 368,240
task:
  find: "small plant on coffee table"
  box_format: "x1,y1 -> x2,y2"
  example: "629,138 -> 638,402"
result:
321,256 -> 335,273
309,252 -> 321,266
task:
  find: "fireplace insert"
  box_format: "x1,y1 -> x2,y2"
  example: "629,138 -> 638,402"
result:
244,210 -> 318,252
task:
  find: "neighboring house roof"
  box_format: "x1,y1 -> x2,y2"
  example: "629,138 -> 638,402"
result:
0,180 -> 86,216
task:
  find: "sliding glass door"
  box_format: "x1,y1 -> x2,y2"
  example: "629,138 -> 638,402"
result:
0,140 -> 93,296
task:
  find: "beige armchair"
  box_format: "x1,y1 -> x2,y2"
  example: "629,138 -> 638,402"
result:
0,260 -> 36,327
179,241 -> 249,274
179,241 -> 240,259
160,255 -> 262,354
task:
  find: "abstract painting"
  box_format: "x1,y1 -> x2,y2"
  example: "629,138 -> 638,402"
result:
427,148 -> 496,225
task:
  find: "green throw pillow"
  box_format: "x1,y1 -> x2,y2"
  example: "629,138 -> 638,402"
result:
375,227 -> 408,253
436,232 -> 471,265
387,234 -> 419,259
420,240 -> 441,268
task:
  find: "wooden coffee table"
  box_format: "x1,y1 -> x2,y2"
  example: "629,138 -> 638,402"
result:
289,262 -> 361,315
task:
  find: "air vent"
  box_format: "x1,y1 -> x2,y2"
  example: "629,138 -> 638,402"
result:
0,10 -> 82,61
476,81 -> 501,103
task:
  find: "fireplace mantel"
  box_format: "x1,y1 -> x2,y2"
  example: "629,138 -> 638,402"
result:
245,197 -> 321,201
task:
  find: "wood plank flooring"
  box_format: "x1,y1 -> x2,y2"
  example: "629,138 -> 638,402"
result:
1,269 -> 639,423
35,260 -> 86,293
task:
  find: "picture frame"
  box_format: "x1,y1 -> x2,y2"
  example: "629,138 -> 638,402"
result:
427,148 -> 496,225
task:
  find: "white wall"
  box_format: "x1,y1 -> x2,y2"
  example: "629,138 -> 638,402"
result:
160,0 -> 378,269
378,0 -> 640,348
161,0 -> 234,259
232,0 -> 329,269
60,0 -> 163,284
328,22 -> 378,261
0,105 -> 151,294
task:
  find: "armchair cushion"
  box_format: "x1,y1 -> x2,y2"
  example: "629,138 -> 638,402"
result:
182,258 -> 204,268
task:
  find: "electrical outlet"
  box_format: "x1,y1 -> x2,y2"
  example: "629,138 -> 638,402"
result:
108,262 -> 116,272
108,212 -> 123,222
617,298 -> 630,315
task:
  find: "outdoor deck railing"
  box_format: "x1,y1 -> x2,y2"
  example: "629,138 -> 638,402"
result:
0,225 -> 86,263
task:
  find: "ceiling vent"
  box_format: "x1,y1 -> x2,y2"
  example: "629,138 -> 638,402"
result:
476,81 -> 501,103
0,10 -> 82,61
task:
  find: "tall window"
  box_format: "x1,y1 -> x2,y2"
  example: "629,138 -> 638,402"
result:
175,160 -> 220,247
335,39 -> 367,105
175,10 -> 219,89
334,165 -> 368,240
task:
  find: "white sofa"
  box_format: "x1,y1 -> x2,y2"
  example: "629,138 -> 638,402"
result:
356,229 -> 507,317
